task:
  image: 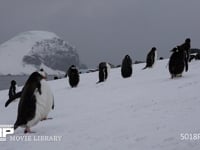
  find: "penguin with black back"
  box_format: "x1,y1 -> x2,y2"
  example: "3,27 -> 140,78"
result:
97,62 -> 110,83
67,65 -> 80,88
8,80 -> 17,99
178,38 -> 191,71
143,47 -> 157,69
121,55 -> 132,78
5,71 -> 54,133
169,46 -> 188,78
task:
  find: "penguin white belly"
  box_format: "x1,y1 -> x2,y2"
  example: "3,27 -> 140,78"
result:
152,51 -> 157,67
106,63 -> 111,75
27,80 -> 53,127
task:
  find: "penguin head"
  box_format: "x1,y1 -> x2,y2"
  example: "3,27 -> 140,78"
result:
125,55 -> 130,59
70,65 -> 76,69
185,38 -> 191,43
38,68 -> 47,79
124,55 -> 132,63
125,55 -> 132,61
152,47 -> 156,51
11,80 -> 16,86
99,62 -> 107,68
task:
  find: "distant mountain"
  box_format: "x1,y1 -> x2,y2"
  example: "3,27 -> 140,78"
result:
0,31 -> 87,75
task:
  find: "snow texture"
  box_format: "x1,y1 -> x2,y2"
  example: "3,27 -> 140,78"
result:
0,59 -> 200,150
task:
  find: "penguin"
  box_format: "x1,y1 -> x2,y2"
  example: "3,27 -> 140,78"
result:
67,65 -> 80,88
5,72 -> 54,133
168,46 -> 187,78
54,76 -> 59,80
8,80 -> 17,99
143,47 -> 157,69
178,38 -> 191,71
97,62 -> 110,83
121,55 -> 132,78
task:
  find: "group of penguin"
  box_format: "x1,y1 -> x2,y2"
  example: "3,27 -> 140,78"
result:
96,38 -> 191,81
4,38 -> 191,134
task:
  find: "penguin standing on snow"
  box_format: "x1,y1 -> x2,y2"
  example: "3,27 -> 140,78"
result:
97,62 -> 110,83
67,65 -> 80,88
121,55 -> 132,78
178,38 -> 191,71
5,72 -> 54,133
143,47 -> 157,69
169,46 -> 188,78
8,80 -> 17,99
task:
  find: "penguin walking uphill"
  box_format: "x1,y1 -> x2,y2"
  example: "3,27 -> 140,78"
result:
169,46 -> 188,79
143,47 -> 157,69
121,55 -> 132,78
5,71 -> 54,133
97,62 -> 110,83
67,65 -> 80,88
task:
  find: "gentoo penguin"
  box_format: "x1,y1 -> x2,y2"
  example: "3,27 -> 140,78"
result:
97,62 -> 110,83
5,72 -> 54,133
178,38 -> 191,71
143,47 -> 157,69
121,55 -> 132,78
169,46 -> 187,78
67,65 -> 80,88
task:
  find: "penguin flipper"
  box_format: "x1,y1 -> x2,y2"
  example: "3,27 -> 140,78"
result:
185,57 -> 188,72
52,98 -> 54,110
14,124 -> 18,130
52,104 -> 54,109
142,66 -> 147,70
5,91 -> 22,107
37,82 -> 42,95
96,81 -> 101,84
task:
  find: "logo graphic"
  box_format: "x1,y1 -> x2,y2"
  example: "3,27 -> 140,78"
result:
0,125 -> 14,141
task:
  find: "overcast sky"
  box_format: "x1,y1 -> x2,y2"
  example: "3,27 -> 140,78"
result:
0,0 -> 200,67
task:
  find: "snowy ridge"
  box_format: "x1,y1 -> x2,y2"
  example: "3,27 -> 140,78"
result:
0,31 -> 82,75
0,31 -> 58,74
23,37 -> 81,72
0,60 -> 200,149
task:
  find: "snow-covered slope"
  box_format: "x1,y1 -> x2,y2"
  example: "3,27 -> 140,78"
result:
0,31 -> 83,75
0,60 -> 200,150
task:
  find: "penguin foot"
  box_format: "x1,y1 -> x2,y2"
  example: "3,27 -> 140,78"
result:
177,74 -> 182,77
171,74 -> 182,79
96,80 -> 104,84
24,127 -> 35,134
41,117 -> 53,121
